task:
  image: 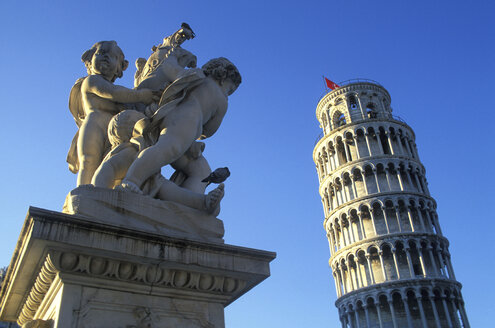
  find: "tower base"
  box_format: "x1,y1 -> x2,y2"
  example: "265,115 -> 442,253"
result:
0,205 -> 275,327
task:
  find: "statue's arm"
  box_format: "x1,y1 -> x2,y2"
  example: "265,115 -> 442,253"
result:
84,75 -> 152,104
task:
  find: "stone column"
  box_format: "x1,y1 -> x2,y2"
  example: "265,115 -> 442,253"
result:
356,260 -> 365,287
416,294 -> 428,328
394,205 -> 403,232
378,251 -> 388,282
445,254 -> 457,280
441,294 -> 454,328
353,135 -> 361,159
333,271 -> 341,297
427,247 -> 439,276
406,207 -> 416,232
365,254 -> 375,284
388,299 -> 398,328
340,315 -> 346,328
344,142 -> 352,163
449,296 -> 462,328
337,269 -> 345,295
375,300 -> 384,328
432,212 -> 443,235
357,212 -> 367,239
401,296 -> 414,328
364,133 -> 372,157
328,229 -> 335,255
332,185 -> 339,208
346,265 -> 355,291
368,209 -> 378,236
373,168 -> 382,193
428,292 -> 442,328
386,132 -> 395,155
404,247 -> 415,278
403,137 -> 414,158
396,134 -> 405,155
384,168 -> 392,191
362,173 -> 369,195
396,170 -> 405,190
422,176 -> 431,196
412,142 -> 420,160
363,304 -> 371,328
346,310 -> 354,328
330,150 -> 338,171
391,248 -> 401,280
403,168 -> 413,190
354,309 -> 361,328
354,262 -> 362,289
418,248 -> 427,277
436,250 -> 447,277
376,132 -> 385,154
458,300 -> 470,328
381,206 -> 391,234
413,171 -> 423,193
347,217 -> 357,243
350,175 -> 358,199
415,207 -> 427,232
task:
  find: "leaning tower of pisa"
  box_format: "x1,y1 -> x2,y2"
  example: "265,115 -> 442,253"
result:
313,80 -> 469,328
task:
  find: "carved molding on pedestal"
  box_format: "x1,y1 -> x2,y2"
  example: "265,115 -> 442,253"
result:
17,250 -> 247,326
18,256 -> 58,325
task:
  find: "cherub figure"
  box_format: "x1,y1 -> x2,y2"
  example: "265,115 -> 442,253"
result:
92,110 -> 223,214
120,57 -> 241,193
67,41 -> 158,185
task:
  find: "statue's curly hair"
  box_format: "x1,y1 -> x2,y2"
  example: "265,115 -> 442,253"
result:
202,57 -> 242,94
81,41 -> 129,81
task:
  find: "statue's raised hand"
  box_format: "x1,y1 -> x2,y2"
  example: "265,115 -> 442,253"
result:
138,89 -> 160,105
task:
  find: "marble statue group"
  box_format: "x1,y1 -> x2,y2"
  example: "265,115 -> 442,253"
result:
66,24 -> 241,216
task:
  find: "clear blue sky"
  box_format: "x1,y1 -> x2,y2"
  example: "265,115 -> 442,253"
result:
1,0 -> 494,326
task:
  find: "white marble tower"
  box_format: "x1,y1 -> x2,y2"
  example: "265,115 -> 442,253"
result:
313,80 -> 469,328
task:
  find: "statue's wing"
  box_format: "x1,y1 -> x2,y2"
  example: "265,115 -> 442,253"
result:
66,77 -> 86,174
69,77 -> 86,127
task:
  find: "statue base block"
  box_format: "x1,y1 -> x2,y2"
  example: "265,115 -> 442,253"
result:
63,185 -> 225,244
0,207 -> 275,328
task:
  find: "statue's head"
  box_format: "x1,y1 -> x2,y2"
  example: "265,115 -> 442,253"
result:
81,41 -> 129,82
202,57 -> 242,95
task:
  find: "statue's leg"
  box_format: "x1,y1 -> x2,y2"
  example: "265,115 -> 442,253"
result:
177,155 -> 211,194
92,146 -> 138,188
77,113 -> 110,186
157,178 -> 205,210
157,181 -> 224,214
124,116 -> 201,187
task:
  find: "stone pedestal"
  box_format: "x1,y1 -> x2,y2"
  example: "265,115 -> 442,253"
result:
0,202 -> 275,327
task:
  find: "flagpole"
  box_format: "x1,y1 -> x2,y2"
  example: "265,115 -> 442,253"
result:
322,75 -> 329,92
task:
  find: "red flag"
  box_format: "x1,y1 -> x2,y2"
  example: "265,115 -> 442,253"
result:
324,77 -> 340,90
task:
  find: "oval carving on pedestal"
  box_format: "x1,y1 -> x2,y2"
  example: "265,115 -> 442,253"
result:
223,277 -> 237,293
145,265 -> 158,283
117,262 -> 135,280
173,271 -> 189,287
59,252 -> 78,271
88,257 -> 107,275
199,274 -> 214,290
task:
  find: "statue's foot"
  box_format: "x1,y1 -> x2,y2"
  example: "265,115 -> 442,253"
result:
205,183 -> 224,215
117,179 -> 143,195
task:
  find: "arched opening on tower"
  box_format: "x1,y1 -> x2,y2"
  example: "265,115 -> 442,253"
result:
384,199 -> 400,232
378,127 -> 391,154
408,241 -> 424,277
366,103 -> 377,119
337,113 -> 346,126
336,138 -> 348,165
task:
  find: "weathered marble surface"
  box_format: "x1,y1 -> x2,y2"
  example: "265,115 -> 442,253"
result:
0,208 -> 275,327
63,185 -> 224,244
